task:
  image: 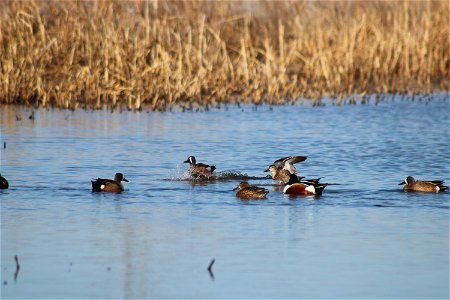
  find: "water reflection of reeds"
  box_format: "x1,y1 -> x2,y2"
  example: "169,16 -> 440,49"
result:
1,1 -> 448,110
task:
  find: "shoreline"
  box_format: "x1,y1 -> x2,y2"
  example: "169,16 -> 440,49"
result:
1,93 -> 448,113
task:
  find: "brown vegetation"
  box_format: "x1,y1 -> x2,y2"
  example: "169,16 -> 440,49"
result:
0,1 -> 448,110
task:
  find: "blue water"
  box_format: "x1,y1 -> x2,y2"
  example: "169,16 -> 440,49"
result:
1,96 -> 449,299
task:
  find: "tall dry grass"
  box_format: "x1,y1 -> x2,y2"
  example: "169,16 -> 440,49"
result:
0,0 -> 448,110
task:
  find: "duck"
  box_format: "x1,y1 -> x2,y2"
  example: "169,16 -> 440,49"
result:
0,173 -> 9,189
283,174 -> 328,196
184,156 -> 216,179
233,182 -> 269,200
399,176 -> 448,193
91,173 -> 129,193
264,156 -> 307,183
264,165 -> 292,183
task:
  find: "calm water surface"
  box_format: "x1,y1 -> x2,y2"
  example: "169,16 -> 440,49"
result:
1,96 -> 449,299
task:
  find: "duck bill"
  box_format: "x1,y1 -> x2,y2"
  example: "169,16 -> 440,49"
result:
232,187 -> 239,191
264,168 -> 270,172
183,160 -> 189,163
123,178 -> 129,182
398,181 -> 405,185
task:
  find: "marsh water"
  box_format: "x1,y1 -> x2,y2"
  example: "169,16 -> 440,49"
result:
1,95 -> 449,299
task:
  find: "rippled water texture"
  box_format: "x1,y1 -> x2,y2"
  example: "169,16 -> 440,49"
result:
1,96 -> 449,299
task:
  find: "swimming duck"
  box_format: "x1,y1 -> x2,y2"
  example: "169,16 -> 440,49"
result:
184,156 -> 216,178
91,173 -> 129,193
264,156 -> 307,183
283,174 -> 327,196
399,176 -> 448,193
233,182 -> 269,199
0,173 -> 9,189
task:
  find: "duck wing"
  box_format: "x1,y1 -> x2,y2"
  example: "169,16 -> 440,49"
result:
300,177 -> 323,185
239,186 -> 269,199
249,186 -> 269,193
196,162 -> 211,168
195,163 -> 216,172
273,156 -> 291,168
273,156 -> 307,174
422,180 -> 445,185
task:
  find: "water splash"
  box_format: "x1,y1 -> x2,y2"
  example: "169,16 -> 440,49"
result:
214,170 -> 270,180
165,168 -> 271,182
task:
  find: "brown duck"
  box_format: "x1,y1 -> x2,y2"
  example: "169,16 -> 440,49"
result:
399,176 -> 448,193
184,156 -> 216,179
264,156 -> 307,183
91,173 -> 129,193
233,182 -> 269,200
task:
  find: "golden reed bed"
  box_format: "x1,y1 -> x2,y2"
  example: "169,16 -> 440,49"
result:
0,1 -> 448,110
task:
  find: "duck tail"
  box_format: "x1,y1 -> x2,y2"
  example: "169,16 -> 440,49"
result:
91,179 -> 102,192
313,183 -> 328,195
439,185 -> 449,192
210,166 -> 216,173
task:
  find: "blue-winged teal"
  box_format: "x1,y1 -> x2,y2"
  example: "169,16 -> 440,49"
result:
399,176 -> 448,193
264,156 -> 307,183
184,156 -> 216,178
0,173 -> 9,189
283,174 -> 327,196
91,173 -> 129,193
233,182 -> 269,199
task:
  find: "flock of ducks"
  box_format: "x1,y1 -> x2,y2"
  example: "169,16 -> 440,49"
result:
0,156 -> 448,198
184,155 -> 331,198
185,155 -> 448,199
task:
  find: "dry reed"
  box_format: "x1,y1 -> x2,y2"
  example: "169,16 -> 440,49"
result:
0,0 -> 448,110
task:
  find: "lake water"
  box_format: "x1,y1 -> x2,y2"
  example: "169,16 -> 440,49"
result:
1,95 -> 449,299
